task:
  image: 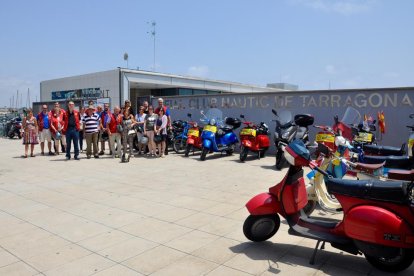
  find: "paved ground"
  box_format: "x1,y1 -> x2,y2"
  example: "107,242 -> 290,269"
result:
0,138 -> 413,276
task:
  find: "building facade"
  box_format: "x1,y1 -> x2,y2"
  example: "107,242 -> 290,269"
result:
39,68 -> 285,113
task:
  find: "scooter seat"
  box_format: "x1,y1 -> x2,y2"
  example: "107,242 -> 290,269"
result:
326,178 -> 409,204
388,169 -> 414,181
363,144 -> 405,156
354,162 -> 385,174
362,155 -> 412,169
219,126 -> 233,133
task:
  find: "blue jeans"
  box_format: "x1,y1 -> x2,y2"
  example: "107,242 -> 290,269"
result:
66,128 -> 79,158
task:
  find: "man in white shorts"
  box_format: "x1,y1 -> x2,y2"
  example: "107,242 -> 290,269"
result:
36,105 -> 53,155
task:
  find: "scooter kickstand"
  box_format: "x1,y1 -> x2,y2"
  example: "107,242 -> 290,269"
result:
309,240 -> 323,265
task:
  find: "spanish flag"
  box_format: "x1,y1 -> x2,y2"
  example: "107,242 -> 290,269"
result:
378,111 -> 385,134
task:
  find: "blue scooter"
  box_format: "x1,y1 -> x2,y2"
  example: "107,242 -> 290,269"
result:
199,109 -> 241,161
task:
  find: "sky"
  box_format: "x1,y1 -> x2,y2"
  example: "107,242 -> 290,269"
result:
0,0 -> 413,107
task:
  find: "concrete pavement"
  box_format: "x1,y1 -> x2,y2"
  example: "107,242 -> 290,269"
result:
0,138 -> 413,275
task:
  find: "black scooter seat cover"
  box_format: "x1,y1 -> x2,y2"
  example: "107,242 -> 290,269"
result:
363,155 -> 412,169
326,178 -> 409,204
363,144 -> 405,156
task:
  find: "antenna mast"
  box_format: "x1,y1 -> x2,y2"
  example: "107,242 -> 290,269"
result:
147,21 -> 156,71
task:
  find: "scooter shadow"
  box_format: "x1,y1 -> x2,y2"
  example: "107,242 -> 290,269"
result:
230,241 -> 374,275
195,153 -> 232,161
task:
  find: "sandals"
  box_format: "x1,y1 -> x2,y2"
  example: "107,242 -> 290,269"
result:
22,154 -> 28,158
30,154 -> 35,157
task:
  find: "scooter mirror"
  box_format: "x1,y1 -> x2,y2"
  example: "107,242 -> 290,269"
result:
271,109 -> 278,116
187,113 -> 192,118
240,114 -> 245,119
372,119 -> 376,124
200,110 -> 204,115
334,115 -> 339,125
410,114 -> 414,119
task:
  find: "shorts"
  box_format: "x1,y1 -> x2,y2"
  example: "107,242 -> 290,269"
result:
161,134 -> 167,141
39,129 -> 52,143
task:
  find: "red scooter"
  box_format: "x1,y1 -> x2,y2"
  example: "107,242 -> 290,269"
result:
243,140 -> 414,272
239,114 -> 270,162
184,113 -> 203,157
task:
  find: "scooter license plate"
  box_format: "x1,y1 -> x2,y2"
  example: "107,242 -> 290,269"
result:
240,128 -> 256,136
203,125 -> 217,133
187,129 -> 199,137
316,133 -> 335,143
409,138 -> 414,148
354,132 -> 373,142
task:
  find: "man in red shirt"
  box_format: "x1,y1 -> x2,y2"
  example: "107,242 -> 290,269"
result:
108,106 -> 122,158
63,101 -> 81,160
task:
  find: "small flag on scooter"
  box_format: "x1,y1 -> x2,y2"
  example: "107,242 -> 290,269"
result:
378,111 -> 385,134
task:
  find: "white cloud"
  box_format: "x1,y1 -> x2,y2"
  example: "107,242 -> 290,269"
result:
288,0 -> 376,15
187,65 -> 209,78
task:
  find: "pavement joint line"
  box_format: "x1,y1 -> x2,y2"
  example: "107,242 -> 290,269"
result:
0,187 -> 248,273
3,181 -> 245,231
0,207 -> 148,275
0,245 -> 42,274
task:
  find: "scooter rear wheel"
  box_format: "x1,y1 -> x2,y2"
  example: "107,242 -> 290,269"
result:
243,214 -> 280,242
364,248 -> 414,272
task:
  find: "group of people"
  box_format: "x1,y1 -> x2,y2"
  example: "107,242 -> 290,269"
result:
21,98 -> 172,160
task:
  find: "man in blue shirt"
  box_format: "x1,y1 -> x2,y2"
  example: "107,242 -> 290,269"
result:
37,105 -> 53,155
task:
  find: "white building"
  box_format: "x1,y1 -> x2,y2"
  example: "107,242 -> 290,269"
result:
39,68 -> 287,112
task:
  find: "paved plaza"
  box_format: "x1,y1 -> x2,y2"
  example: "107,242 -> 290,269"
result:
0,138 -> 413,275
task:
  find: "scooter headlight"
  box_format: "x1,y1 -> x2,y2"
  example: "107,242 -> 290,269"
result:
282,132 -> 290,140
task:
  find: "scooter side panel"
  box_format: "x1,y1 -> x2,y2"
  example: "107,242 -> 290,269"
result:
246,193 -> 281,215
187,137 -> 195,144
223,132 -> 238,144
257,135 -> 270,148
202,131 -> 215,150
344,205 -> 414,248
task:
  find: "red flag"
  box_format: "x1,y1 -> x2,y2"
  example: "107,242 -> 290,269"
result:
378,111 -> 385,134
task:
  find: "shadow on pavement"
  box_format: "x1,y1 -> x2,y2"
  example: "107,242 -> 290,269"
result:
230,241 -> 371,275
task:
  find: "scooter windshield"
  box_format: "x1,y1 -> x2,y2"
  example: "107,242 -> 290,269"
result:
341,107 -> 361,126
203,108 -> 223,126
278,110 -> 293,125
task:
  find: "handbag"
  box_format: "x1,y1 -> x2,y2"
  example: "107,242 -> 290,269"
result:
153,134 -> 162,143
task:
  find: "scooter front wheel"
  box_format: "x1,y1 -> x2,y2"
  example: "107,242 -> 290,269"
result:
364,248 -> 414,272
243,214 -> 280,242
200,148 -> 209,161
184,144 -> 192,157
240,146 -> 249,162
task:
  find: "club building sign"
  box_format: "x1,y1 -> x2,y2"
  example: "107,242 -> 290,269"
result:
157,87 -> 414,147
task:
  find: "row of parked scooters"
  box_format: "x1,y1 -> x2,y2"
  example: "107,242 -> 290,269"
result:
168,107 -> 414,272
241,107 -> 414,273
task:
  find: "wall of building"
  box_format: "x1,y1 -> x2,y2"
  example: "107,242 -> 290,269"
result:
40,69 -> 120,106
153,87 -> 414,150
